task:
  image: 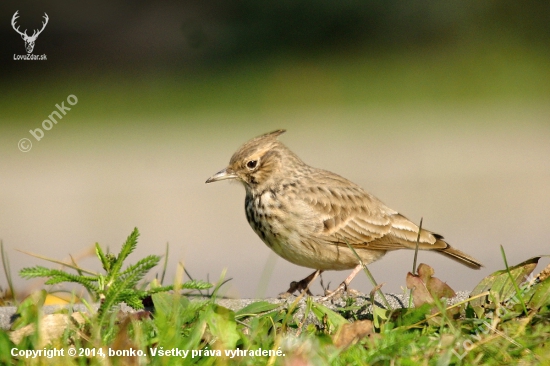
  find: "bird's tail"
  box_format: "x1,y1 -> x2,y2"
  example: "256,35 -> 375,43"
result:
438,244 -> 483,269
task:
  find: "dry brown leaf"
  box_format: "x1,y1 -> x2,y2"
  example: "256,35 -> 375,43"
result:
283,354 -> 315,366
332,320 -> 374,349
10,313 -> 85,347
536,263 -> 550,282
406,263 -> 456,308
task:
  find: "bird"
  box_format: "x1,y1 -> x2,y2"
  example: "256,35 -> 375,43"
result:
206,129 -> 482,298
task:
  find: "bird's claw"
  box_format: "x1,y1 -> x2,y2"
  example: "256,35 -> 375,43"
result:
278,279 -> 314,299
321,282 -> 360,301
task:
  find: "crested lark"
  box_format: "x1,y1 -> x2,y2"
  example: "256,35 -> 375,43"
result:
206,130 -> 482,297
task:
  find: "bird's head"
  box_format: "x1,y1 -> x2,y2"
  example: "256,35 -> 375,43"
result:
206,129 -> 297,192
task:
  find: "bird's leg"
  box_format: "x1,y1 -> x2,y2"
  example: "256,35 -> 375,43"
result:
279,269 -> 323,298
322,264 -> 363,300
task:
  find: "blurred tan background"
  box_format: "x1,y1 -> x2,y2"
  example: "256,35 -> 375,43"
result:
1,1 -> 549,299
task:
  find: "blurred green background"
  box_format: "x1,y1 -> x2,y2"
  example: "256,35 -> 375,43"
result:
1,1 -> 549,299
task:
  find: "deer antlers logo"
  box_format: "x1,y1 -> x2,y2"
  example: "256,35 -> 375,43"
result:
12,10 -> 49,54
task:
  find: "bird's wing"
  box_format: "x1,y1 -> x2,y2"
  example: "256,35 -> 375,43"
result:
302,171 -> 447,251
386,212 -> 448,249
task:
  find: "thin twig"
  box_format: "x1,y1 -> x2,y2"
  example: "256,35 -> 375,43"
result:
412,217 -> 423,274
16,249 -> 98,276
160,242 -> 169,285
409,217 -> 423,308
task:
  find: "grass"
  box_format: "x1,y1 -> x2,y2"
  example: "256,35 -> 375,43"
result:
1,39 -> 549,364
1,228 -> 549,365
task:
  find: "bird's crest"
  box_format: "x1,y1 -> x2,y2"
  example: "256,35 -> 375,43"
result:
229,129 -> 286,165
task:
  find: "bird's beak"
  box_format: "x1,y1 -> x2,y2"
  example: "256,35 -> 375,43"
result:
205,168 -> 238,183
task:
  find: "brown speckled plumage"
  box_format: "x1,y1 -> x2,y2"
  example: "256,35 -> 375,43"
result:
206,130 -> 482,296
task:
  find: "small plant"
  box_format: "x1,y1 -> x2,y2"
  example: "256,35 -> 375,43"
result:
19,228 -> 211,316
5,231 -> 549,364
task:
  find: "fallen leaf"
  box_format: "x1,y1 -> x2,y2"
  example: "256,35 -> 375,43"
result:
527,276 -> 550,310
470,256 -> 540,317
332,320 -> 375,349
10,313 -> 85,347
536,263 -> 550,283
406,263 -> 456,308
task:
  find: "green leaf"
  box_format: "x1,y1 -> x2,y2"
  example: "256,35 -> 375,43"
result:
373,305 -> 389,329
152,292 -> 190,316
110,227 -> 139,276
148,285 -> 174,295
99,261 -> 153,315
396,304 -> 432,327
124,295 -> 145,310
151,292 -> 171,314
205,305 -> 240,349
470,256 -> 539,317
21,267 -> 100,294
527,276 -> 550,310
18,227 -> 176,331
118,255 -> 161,288
13,290 -> 47,330
181,317 -> 207,351
311,302 -> 348,329
181,279 -> 214,290
95,243 -> 109,271
235,301 -> 282,319
20,265 -> 58,278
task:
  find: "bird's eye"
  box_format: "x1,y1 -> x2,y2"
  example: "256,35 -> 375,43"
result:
246,160 -> 258,170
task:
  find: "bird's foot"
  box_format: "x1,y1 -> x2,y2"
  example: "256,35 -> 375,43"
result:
321,282 -> 346,300
321,283 -> 360,301
278,270 -> 321,299
278,279 -> 313,299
